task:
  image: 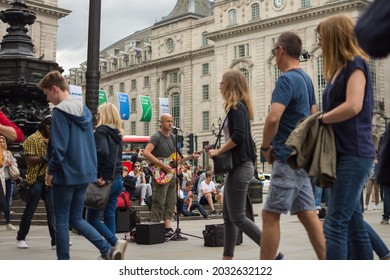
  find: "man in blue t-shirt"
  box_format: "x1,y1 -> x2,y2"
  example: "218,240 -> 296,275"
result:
259,31 -> 326,260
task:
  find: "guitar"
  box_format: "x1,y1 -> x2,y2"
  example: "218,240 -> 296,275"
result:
150,146 -> 213,185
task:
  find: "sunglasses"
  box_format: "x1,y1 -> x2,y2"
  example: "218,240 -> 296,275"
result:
134,165 -> 140,167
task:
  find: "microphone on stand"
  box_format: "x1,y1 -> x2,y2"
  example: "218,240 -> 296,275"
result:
172,126 -> 182,133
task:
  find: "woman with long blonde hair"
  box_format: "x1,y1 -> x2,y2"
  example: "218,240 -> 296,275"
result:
87,102 -> 127,259
317,15 -> 377,259
208,70 -> 260,260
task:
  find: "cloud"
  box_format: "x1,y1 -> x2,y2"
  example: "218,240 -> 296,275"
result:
57,0 -> 176,74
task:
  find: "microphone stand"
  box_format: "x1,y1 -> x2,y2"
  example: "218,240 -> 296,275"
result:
167,127 -> 202,241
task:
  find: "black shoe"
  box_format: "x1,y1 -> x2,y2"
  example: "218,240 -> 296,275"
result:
275,252 -> 285,260
211,210 -> 217,215
165,228 -> 175,238
192,213 -> 200,216
203,214 -> 210,220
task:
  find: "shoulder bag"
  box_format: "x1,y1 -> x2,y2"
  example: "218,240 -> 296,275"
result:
85,145 -> 119,210
7,152 -> 19,180
212,115 -> 234,175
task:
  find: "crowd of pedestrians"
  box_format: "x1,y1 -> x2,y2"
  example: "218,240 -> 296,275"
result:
2,0 -> 390,260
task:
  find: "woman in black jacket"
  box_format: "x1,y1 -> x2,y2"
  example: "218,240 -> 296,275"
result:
86,102 -> 127,259
208,70 -> 260,260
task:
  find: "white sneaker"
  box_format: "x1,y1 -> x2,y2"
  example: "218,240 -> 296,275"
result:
17,240 -> 28,249
140,201 -> 147,206
6,223 -> 17,231
374,205 -> 378,210
116,239 -> 128,260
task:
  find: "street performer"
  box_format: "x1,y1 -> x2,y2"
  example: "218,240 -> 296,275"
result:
144,113 -> 199,238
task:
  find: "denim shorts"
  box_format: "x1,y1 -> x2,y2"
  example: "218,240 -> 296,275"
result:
263,161 -> 316,215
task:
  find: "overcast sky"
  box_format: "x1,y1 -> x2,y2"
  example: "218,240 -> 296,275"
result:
57,0 -> 177,75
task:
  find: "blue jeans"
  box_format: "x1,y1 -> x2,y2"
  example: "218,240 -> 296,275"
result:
4,179 -> 14,223
182,201 -> 207,217
87,177 -> 122,246
223,161 -> 261,257
52,183 -> 111,260
314,185 -> 329,209
382,185 -> 390,221
17,180 -> 56,245
324,155 -> 374,259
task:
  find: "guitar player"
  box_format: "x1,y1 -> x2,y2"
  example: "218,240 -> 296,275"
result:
143,113 -> 200,238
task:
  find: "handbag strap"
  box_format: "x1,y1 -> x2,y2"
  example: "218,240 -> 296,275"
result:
214,114 -> 228,148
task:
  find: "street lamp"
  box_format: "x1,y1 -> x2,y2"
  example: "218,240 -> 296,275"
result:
211,117 -> 223,148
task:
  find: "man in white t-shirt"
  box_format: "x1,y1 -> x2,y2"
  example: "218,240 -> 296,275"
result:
199,171 -> 223,214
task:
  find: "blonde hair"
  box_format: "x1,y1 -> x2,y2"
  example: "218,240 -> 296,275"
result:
96,102 -> 124,135
317,15 -> 368,79
221,70 -> 254,120
0,136 -> 7,149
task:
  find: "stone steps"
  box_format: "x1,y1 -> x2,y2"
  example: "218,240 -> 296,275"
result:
1,192 -> 261,227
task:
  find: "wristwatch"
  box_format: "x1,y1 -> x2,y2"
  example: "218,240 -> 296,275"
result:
261,146 -> 270,152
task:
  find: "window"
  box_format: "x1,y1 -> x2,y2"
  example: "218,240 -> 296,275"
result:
109,85 -> 113,95
369,59 -> 377,97
144,76 -> 150,87
202,63 -> 209,75
144,122 -> 150,136
234,44 -> 250,58
202,85 -> 210,100
316,57 -> 326,111
202,111 -> 210,131
202,32 -> 209,46
131,79 -> 136,90
240,68 -> 250,84
131,121 -> 136,135
251,3 -> 260,20
301,0 -> 310,8
171,93 -> 180,128
131,97 -> 136,113
170,72 -> 181,84
274,66 -> 282,85
228,9 -> 236,25
119,82 -> 125,93
166,38 -> 174,52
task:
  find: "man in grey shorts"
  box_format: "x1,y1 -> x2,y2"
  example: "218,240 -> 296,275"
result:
260,31 -> 325,260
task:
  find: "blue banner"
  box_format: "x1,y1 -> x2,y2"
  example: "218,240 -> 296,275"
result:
117,92 -> 130,120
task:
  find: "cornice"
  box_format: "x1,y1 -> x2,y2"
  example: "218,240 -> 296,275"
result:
99,47 -> 214,83
208,0 -> 368,41
0,0 -> 70,18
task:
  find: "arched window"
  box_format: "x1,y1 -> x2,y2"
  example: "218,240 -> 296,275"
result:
228,9 -> 236,25
240,68 -> 250,84
251,3 -> 260,20
171,93 -> 180,128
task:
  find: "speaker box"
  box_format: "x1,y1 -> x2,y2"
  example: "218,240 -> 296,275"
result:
136,223 -> 165,245
116,208 -> 130,233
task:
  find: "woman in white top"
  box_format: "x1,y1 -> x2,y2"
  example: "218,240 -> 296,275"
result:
130,163 -> 152,206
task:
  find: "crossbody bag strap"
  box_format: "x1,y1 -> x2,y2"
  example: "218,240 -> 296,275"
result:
214,113 -> 229,148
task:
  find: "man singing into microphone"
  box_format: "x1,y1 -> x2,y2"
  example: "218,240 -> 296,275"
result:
144,113 -> 199,238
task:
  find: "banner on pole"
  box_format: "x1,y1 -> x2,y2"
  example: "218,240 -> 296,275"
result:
159,97 -> 170,117
98,90 -> 108,105
139,95 -> 152,122
117,92 -> 130,120
69,85 -> 83,101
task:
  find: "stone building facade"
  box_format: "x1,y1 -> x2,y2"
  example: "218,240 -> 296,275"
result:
66,0 -> 390,170
0,0 -> 70,62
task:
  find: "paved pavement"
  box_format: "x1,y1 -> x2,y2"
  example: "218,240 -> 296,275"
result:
1,202 -> 389,260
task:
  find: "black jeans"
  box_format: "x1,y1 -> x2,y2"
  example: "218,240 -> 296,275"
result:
382,185 -> 390,221
17,180 -> 56,245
